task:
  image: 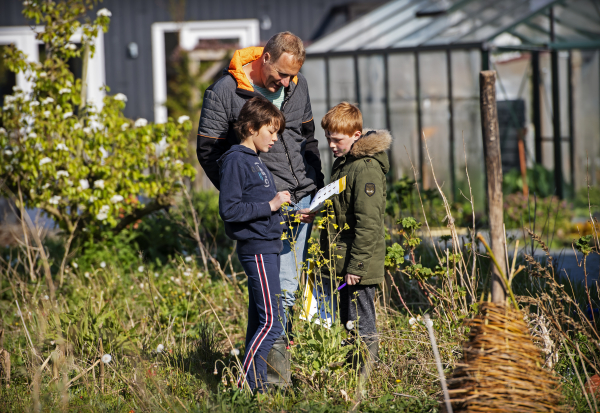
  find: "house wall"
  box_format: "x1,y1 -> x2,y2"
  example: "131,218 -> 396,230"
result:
0,0 -> 384,121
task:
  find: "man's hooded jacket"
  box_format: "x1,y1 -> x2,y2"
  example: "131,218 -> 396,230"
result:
320,129 -> 392,286
197,47 -> 324,203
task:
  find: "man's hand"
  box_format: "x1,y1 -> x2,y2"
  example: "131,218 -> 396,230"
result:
345,273 -> 361,286
297,208 -> 316,223
269,191 -> 291,211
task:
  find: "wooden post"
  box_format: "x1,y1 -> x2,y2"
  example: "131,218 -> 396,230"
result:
480,71 -> 507,304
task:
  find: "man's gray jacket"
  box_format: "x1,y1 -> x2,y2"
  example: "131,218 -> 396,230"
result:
196,46 -> 324,202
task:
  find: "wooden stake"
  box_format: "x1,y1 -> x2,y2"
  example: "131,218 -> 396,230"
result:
479,70 -> 507,304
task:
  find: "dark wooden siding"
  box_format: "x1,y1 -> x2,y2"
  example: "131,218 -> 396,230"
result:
0,0 -> 384,120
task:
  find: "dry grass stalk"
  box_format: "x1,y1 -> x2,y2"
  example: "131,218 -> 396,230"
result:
448,302 -> 563,412
0,329 -> 10,387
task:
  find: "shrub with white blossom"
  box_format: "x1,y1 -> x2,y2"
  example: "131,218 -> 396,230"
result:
0,0 -> 195,236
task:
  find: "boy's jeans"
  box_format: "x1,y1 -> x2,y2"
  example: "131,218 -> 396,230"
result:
280,194 -> 312,336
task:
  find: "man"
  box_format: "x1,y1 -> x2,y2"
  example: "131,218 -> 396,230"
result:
196,32 -> 323,386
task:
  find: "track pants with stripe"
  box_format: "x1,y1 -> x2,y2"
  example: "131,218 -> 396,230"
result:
237,253 -> 284,391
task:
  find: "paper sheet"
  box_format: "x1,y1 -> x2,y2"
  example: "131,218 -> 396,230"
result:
300,261 -> 337,328
308,176 -> 346,213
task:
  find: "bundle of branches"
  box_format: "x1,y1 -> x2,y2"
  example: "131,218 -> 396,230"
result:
447,301 -> 563,412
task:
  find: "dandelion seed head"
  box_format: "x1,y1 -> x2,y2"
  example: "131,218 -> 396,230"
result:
101,354 -> 112,364
138,266 -> 144,273
100,261 -> 106,268
230,348 -> 240,357
184,256 -> 192,262
345,320 -> 354,331
156,344 -> 164,353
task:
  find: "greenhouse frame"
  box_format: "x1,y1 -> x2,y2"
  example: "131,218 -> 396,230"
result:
302,0 -> 600,206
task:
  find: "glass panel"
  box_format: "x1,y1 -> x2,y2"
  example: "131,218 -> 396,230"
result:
388,53 -> 418,180
418,52 -> 450,193
451,50 -> 485,210
301,58 -> 332,181
329,57 -> 356,105
358,54 -> 386,130
573,49 -> 600,188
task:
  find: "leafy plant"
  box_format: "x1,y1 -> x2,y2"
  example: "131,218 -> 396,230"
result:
0,0 -> 195,239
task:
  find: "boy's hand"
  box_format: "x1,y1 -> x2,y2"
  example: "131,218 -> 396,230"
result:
346,273 -> 361,285
297,208 -> 316,223
269,191 -> 291,211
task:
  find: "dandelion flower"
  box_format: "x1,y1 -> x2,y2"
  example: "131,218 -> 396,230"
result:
230,348 -> 240,357
97,8 -> 112,17
113,93 -> 127,102
134,118 -> 147,128
100,261 -> 106,268
345,320 -> 354,331
157,344 -> 164,353
49,195 -> 60,205
110,194 -> 124,203
101,354 -> 112,364
185,256 -> 192,262
94,179 -> 104,189
78,179 -> 89,190
138,265 -> 144,273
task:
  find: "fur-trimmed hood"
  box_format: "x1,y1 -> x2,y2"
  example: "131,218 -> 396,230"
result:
349,129 -> 392,158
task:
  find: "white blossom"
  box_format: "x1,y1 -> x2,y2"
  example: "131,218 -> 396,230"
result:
154,272 -> 159,277
0,128 -> 6,135
66,44 -> 77,51
96,204 -> 110,220
73,122 -> 81,130
178,115 -> 190,124
139,283 -> 144,289
28,132 -> 37,139
56,142 -> 69,151
30,101 -> 40,107
39,72 -> 47,78
101,354 -> 112,364
97,8 -> 112,17
89,195 -> 97,202
63,111 -> 73,119
99,146 -> 108,159
197,272 -> 203,278
43,295 -> 49,300
78,179 -> 89,190
41,97 -> 53,105
4,149 -> 13,156
43,111 -> 51,118
134,118 -> 148,128
56,170 -> 69,178
49,195 -> 60,205
138,266 -> 144,273
66,80 -> 72,87
59,88 -> 71,95
83,127 -> 92,134
94,179 -> 105,189
185,256 -> 192,262
67,180 -> 73,186
156,344 -> 165,353
35,143 -> 43,151
113,93 -> 127,102
39,157 -> 52,166
175,160 -> 184,166
42,183 -> 50,189
110,195 -> 124,203
154,137 -> 168,157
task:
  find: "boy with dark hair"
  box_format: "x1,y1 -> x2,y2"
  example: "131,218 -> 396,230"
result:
319,102 -> 392,381
218,97 -> 290,391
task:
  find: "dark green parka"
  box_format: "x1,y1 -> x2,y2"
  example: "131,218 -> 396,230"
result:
320,129 -> 391,286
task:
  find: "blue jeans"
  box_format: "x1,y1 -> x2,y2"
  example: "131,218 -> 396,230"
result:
280,194 -> 312,336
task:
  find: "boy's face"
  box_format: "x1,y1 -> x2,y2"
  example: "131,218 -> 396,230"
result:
248,123 -> 279,153
325,130 -> 362,158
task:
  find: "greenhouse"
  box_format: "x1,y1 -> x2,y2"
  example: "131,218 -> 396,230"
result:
302,0 -> 600,206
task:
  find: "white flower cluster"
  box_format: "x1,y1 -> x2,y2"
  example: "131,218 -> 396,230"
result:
110,194 -> 124,203
113,93 -> 127,102
134,118 -> 148,128
97,8 -> 112,17
96,205 -> 110,221
178,115 -> 190,124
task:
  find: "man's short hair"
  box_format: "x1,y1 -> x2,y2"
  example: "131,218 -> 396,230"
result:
234,97 -> 286,141
263,32 -> 305,65
321,102 -> 363,136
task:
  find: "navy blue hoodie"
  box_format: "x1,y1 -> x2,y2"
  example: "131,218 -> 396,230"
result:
218,145 -> 285,255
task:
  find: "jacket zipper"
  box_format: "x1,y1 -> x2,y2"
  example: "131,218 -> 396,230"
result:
280,83 -> 300,202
